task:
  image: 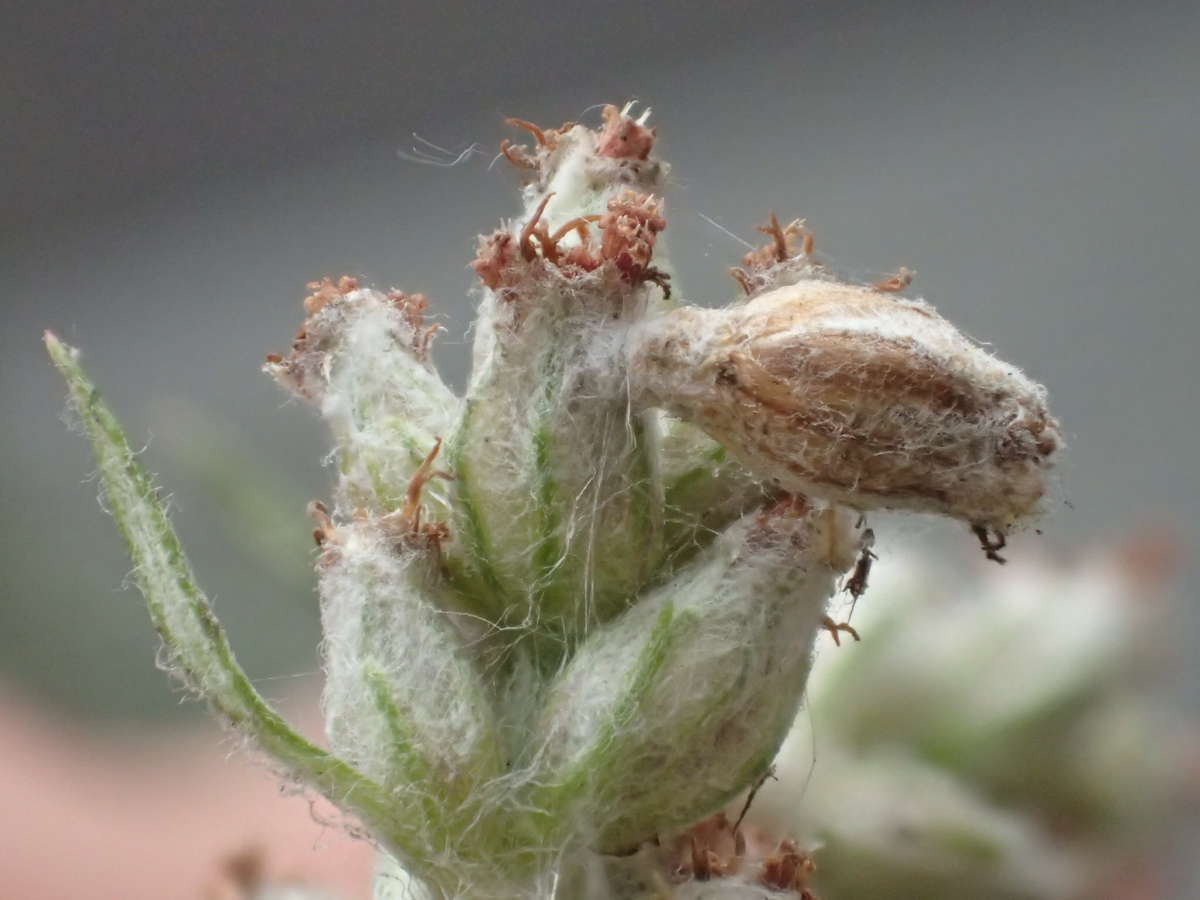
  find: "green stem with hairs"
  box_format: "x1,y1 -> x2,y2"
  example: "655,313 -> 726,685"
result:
44,332 -> 466,891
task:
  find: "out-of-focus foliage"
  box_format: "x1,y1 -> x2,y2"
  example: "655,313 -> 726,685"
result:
753,534 -> 1195,900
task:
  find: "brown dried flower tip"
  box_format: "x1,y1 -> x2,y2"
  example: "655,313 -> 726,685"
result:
499,137 -> 537,170
759,840 -> 817,895
689,839 -> 732,881
661,815 -> 818,896
498,116 -> 576,172
307,499 -> 345,567
665,814 -> 741,883
368,438 -> 454,554
387,290 -> 441,359
484,192 -> 597,277
399,438 -> 453,532
820,616 -> 861,646
308,499 -> 335,546
307,441 -> 451,563
506,117 -> 547,147
874,266 -> 915,293
498,116 -> 549,172
600,190 -> 670,293
303,275 -> 358,316
514,193 -> 605,271
597,103 -> 656,160
749,214 -> 815,268
473,189 -> 669,301
731,213 -> 816,294
470,230 -> 518,291
519,193 -> 559,263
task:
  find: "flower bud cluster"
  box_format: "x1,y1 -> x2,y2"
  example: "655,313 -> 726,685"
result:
50,102 -> 1062,900
266,105 -> 1057,895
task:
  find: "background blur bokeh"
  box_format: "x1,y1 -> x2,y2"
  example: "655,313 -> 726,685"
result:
3,0 -> 1198,896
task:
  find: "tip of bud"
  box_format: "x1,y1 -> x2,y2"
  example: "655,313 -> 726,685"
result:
43,329 -> 79,365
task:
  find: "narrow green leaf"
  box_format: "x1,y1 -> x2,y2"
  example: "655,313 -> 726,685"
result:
43,333 -> 441,877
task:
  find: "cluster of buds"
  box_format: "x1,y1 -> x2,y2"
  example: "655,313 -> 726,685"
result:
48,102 -> 1060,899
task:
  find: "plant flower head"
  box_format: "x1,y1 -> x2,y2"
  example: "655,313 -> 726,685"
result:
46,103 -> 1061,899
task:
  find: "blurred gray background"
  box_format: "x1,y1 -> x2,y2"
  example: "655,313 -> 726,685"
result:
3,0 -> 1197,732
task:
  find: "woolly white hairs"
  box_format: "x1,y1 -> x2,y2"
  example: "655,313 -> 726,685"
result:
48,102 -> 1061,900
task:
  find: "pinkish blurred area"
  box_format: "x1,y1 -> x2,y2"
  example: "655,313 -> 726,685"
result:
0,686 -> 372,899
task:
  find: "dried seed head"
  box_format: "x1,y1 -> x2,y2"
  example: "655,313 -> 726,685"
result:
630,278 -> 1061,530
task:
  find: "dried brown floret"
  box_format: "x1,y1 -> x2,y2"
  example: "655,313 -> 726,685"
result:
520,193 -> 556,262
505,117 -> 548,147
731,213 -> 816,293
665,814 -> 742,882
874,266 -> 915,293
387,290 -> 441,359
471,230 -> 518,291
399,438 -> 453,533
499,138 -> 537,170
597,103 -> 656,160
599,190 -> 669,293
308,441 -> 451,563
743,214 -> 814,269
759,840 -> 816,893
820,616 -> 861,646
303,274 -> 358,316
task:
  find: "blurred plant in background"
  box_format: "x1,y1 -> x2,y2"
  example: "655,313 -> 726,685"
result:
753,536 -> 1196,899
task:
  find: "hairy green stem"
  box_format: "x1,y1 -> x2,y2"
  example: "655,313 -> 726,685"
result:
45,332 -> 461,890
